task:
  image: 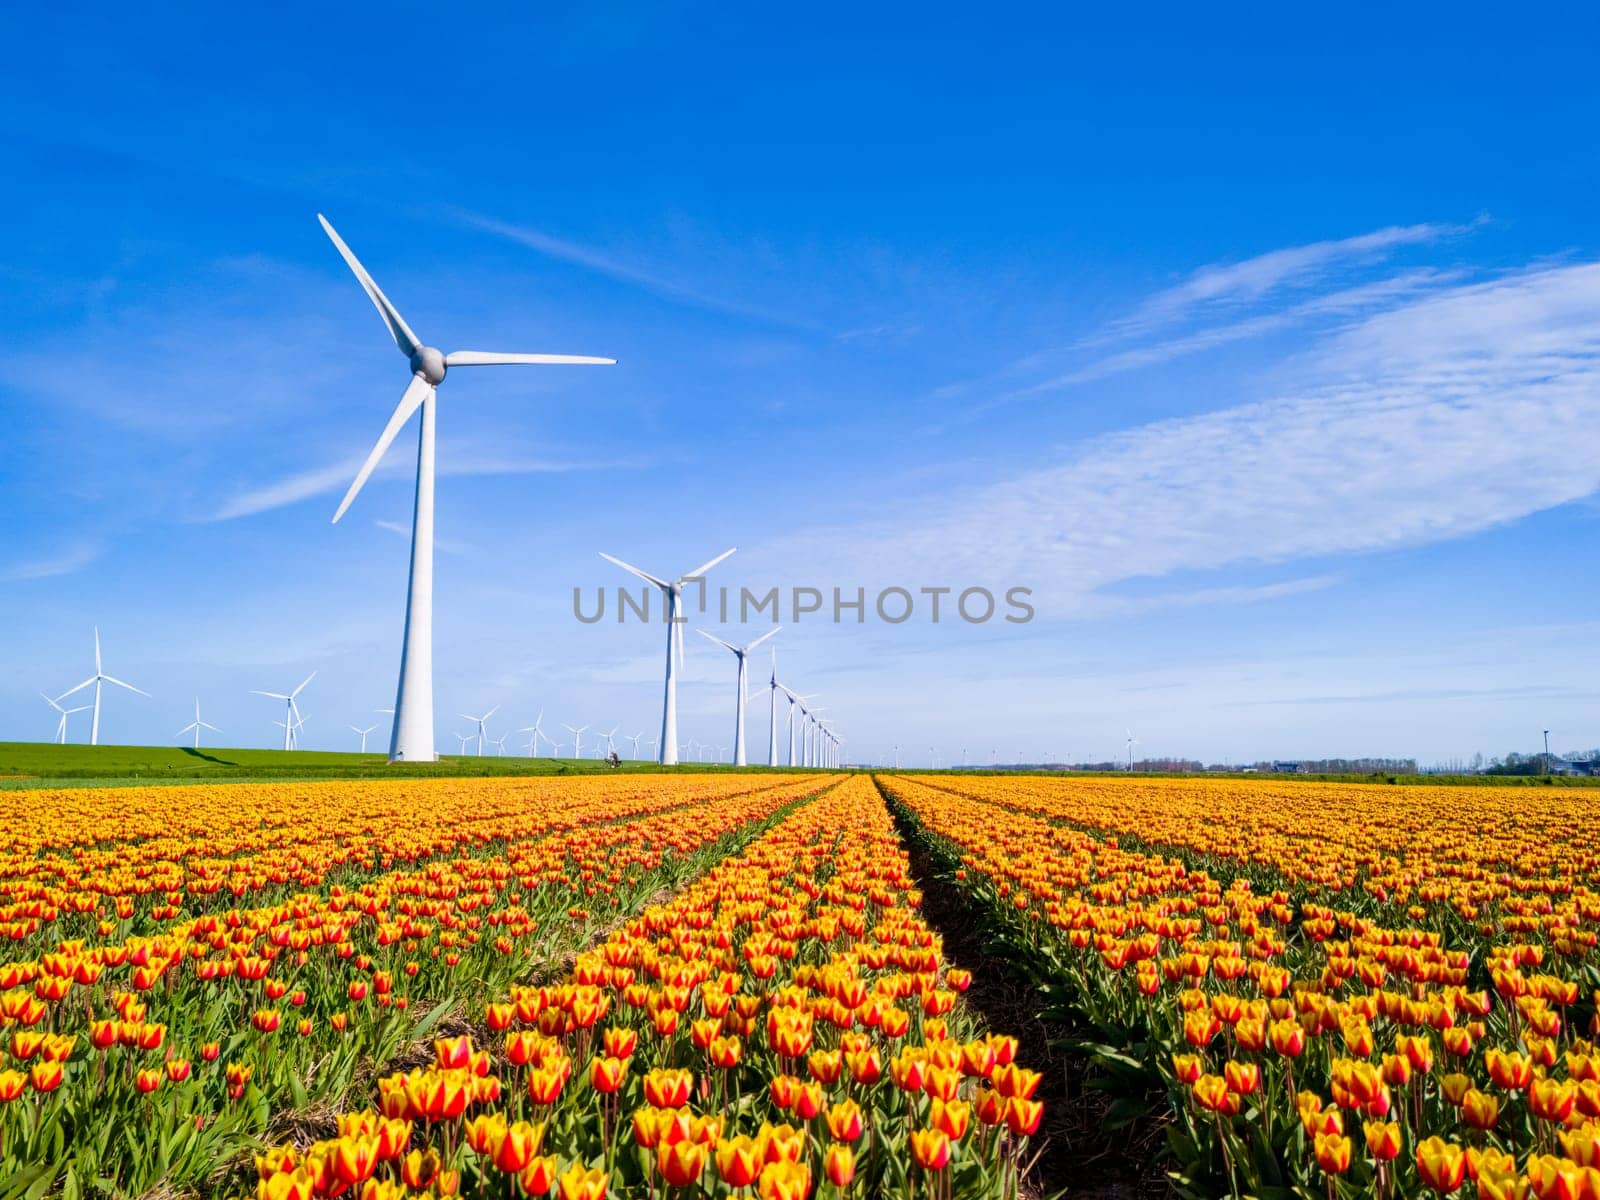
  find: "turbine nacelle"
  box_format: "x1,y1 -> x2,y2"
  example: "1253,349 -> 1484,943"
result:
410,346 -> 448,385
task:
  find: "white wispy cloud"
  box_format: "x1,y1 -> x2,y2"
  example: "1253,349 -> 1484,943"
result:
374,519 -> 472,556
1104,219 -> 1481,339
206,445 -> 644,523
454,209 -> 812,330
0,541 -> 101,582
765,260 -> 1600,618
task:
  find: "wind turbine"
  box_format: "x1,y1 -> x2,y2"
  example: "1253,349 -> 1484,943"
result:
252,672 -> 316,752
518,710 -> 547,756
598,725 -> 620,757
779,687 -> 815,767
460,705 -> 499,756
318,215 -> 613,765
626,732 -> 645,759
452,732 -> 473,754
1125,729 -> 1138,771
698,626 -> 780,766
491,733 -> 509,757
807,707 -> 829,768
765,649 -> 783,767
350,723 -> 379,753
56,629 -> 148,746
562,723 -> 590,759
177,699 -> 222,749
599,548 -> 736,765
41,693 -> 91,745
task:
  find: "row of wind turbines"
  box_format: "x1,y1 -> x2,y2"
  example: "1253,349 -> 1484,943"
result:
38,216 -> 846,766
314,214 -> 843,766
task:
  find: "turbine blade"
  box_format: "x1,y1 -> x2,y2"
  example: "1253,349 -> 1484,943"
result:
317,215 -> 421,356
56,678 -> 95,700
101,676 -> 150,697
697,630 -> 739,653
39,692 -> 64,713
332,375 -> 432,523
484,705 -> 500,720
682,547 -> 736,582
201,722 -> 222,732
292,671 -> 317,696
743,625 -> 780,653
444,351 -> 616,367
598,552 -> 669,590
94,627 -> 102,674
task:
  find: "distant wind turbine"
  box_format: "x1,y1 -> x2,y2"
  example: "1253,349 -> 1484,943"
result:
56,628 -> 149,746
252,672 -> 315,751
318,214 -> 613,764
599,548 -> 736,765
350,723 -> 379,753
1126,729 -> 1138,770
518,710 -> 548,756
562,723 -> 590,759
41,693 -> 91,745
698,626 -> 781,766
626,731 -> 645,759
459,705 -> 500,756
178,699 -> 222,749
452,732 -> 473,754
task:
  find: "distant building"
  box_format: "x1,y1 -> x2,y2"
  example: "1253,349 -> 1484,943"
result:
1550,757 -> 1600,777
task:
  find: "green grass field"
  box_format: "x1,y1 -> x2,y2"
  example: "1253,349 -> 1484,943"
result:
0,741 -> 788,788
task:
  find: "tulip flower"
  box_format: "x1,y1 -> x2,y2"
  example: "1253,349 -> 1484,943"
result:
716,1135 -> 763,1188
910,1128 -> 951,1170
1364,1119 -> 1401,1162
556,1163 -> 606,1200
657,1138 -> 709,1187
1314,1132 -> 1352,1175
1416,1137 -> 1467,1194
757,1160 -> 810,1200
518,1156 -> 558,1197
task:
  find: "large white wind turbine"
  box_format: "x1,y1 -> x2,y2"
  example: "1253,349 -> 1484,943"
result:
460,705 -> 500,756
350,723 -> 379,753
626,732 -> 645,759
765,649 -> 781,767
562,723 -> 590,759
252,672 -> 316,752
319,215 -> 613,765
599,548 -> 736,765
178,698 -> 222,749
697,626 -> 780,766
57,629 -> 149,746
41,693 -> 91,745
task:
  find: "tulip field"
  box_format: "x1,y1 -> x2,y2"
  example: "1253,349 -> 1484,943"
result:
881,773 -> 1600,1200
0,773 -> 1040,1200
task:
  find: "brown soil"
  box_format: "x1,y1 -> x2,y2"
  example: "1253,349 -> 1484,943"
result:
880,779 -> 1173,1200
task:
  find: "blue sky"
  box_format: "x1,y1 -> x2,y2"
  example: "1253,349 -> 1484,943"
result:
5,3 -> 1600,766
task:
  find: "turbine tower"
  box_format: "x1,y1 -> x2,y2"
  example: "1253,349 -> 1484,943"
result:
252,673 -> 316,752
319,215 -> 613,764
57,628 -> 148,746
599,548 -> 736,765
178,699 -> 222,749
698,626 -> 780,766
41,693 -> 91,745
766,649 -> 782,767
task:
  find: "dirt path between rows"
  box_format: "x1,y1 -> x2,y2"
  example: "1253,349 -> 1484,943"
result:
877,777 -> 1173,1200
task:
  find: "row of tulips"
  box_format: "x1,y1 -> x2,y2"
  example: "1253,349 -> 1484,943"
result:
881,773 -> 1600,1200
919,773 -> 1600,939
250,775 -> 1040,1200
0,775 -> 833,1199
1,775 -> 811,946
